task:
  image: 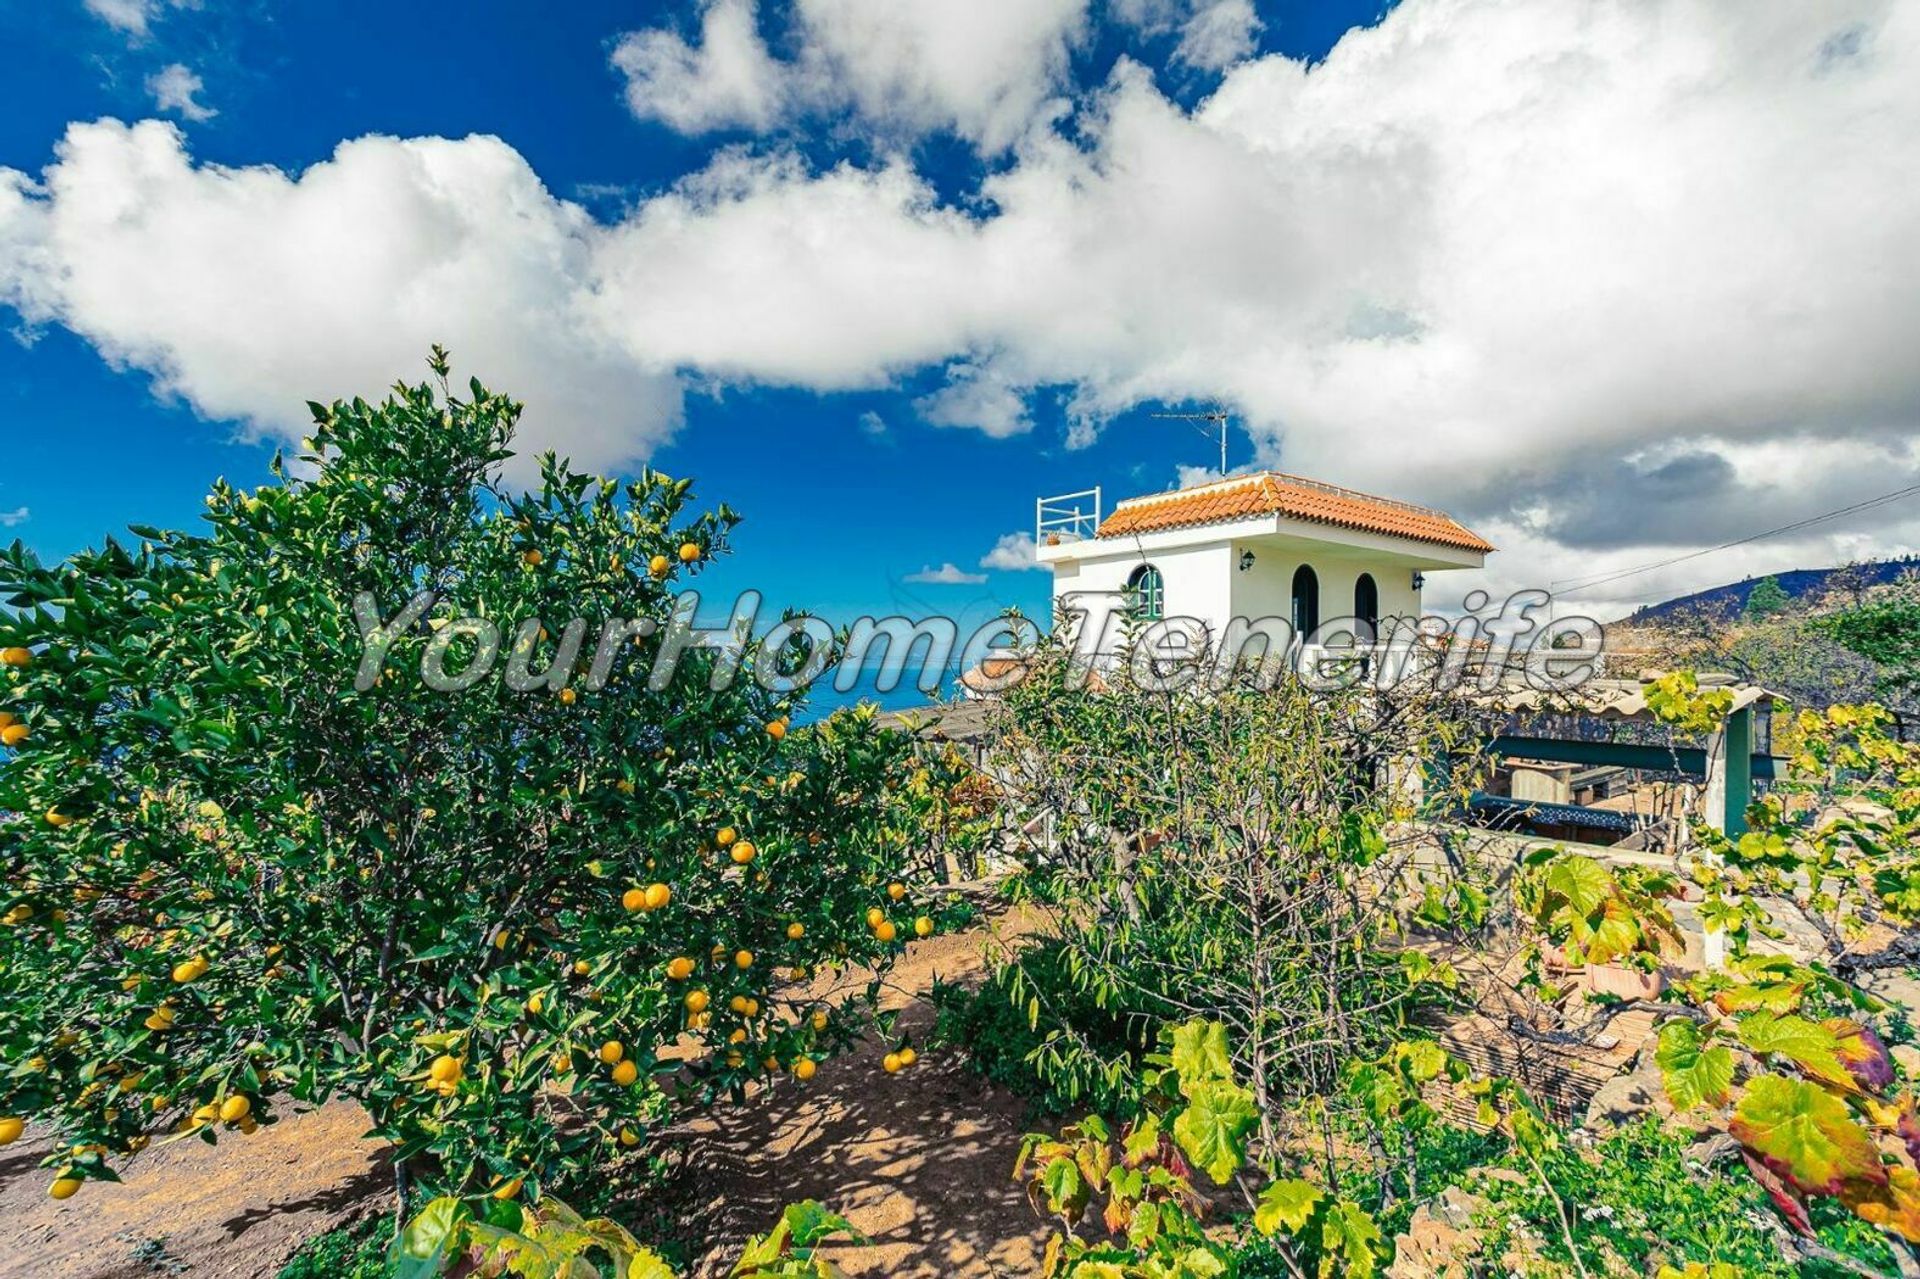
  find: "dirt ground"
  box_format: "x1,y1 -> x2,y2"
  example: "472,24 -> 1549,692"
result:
0,905 -> 1051,1279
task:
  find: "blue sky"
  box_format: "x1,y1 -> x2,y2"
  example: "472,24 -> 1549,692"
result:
2,0 -> 1917,672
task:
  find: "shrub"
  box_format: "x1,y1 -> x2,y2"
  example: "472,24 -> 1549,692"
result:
0,350 -> 947,1205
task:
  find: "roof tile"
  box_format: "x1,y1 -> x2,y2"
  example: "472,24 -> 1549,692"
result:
1094,471 -> 1494,553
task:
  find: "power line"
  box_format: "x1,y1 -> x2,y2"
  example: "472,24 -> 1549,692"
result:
1552,480 -> 1920,599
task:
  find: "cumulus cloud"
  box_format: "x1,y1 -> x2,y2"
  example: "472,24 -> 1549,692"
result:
1114,0 -> 1262,70
613,0 -> 1088,150
147,64 -> 215,121
980,531 -> 1045,571
905,562 -> 988,584
85,0 -> 157,36
612,0 -> 787,134
0,507 -> 29,527
6,0 -> 1920,601
0,121 -> 681,476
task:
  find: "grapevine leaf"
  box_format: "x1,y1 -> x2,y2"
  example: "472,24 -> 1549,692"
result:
1168,1020 -> 1234,1093
1655,1021 -> 1735,1110
1827,1019 -> 1895,1094
1318,1200 -> 1384,1279
1253,1179 -> 1323,1236
1171,1079 -> 1258,1185
1041,1155 -> 1087,1218
1730,1074 -> 1886,1196
1737,1014 -> 1851,1088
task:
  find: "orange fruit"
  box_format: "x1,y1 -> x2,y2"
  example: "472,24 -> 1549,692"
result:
643,883 -> 671,910
428,1055 -> 463,1085
786,922 -> 805,940
887,882 -> 906,901
611,1059 -> 638,1086
766,718 -> 788,740
666,956 -> 694,980
619,1126 -> 640,1147
522,550 -> 543,567
49,1176 -> 81,1200
677,542 -> 701,564
811,1011 -> 829,1032
716,826 -> 738,847
622,887 -> 647,912
882,1053 -> 902,1074
734,949 -> 754,969
45,809 -> 72,828
0,647 -> 32,668
648,554 -> 670,578
898,1047 -> 918,1067
0,1117 -> 23,1145
865,907 -> 885,929
729,994 -> 751,1014
914,917 -> 934,938
730,842 -> 756,865
1,724 -> 27,748
684,989 -> 709,1014
599,1040 -> 624,1065
874,920 -> 897,943
792,1058 -> 817,1080
558,687 -> 577,705
525,993 -> 545,1015
219,1096 -> 251,1123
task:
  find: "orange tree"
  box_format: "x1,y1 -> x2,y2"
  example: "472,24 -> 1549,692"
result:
0,350 -> 943,1207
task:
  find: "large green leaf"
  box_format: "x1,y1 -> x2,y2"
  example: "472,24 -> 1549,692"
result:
1171,1079 -> 1257,1185
1737,1013 -> 1850,1088
390,1196 -> 472,1279
1655,1021 -> 1735,1110
1544,853 -> 1613,916
1317,1200 -> 1383,1279
1253,1179 -> 1323,1236
1729,1074 -> 1886,1195
1168,1020 -> 1233,1093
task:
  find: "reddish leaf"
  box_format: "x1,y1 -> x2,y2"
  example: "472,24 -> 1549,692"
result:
1827,1019 -> 1896,1094
1730,1074 -> 1887,1197
1742,1151 -> 1813,1235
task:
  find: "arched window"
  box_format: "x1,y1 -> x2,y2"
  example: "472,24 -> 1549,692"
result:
1353,573 -> 1379,642
1290,564 -> 1320,638
1126,564 -> 1164,621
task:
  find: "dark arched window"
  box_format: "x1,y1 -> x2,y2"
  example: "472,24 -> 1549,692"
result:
1290,564 -> 1320,637
1126,564 -> 1164,621
1353,573 -> 1379,642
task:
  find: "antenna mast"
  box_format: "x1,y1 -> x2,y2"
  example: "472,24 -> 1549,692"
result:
1151,407 -> 1232,475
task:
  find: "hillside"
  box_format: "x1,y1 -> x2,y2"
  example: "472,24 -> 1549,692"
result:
1621,557 -> 1920,624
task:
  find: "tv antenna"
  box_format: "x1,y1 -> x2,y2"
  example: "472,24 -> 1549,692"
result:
1152,407 -> 1232,476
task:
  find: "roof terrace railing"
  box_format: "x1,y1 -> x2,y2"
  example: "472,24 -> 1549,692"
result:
1036,487 -> 1101,546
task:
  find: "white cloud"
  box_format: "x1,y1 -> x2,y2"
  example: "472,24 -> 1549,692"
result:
0,507 -> 28,527
85,0 -> 156,36
147,64 -> 216,122
8,0 -> 1920,605
914,361 -> 1032,437
0,121 -> 681,476
612,0 -> 787,134
981,530 -> 1045,571
1174,0 -> 1260,70
612,0 -> 1088,151
905,562 -> 988,584
858,409 -> 888,438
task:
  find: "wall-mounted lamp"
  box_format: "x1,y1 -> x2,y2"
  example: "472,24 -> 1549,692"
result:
1411,571 -> 1426,591
1238,550 -> 1256,573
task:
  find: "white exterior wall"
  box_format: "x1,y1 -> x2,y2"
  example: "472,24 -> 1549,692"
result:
1230,550 -> 1423,639
1051,539 -> 1234,649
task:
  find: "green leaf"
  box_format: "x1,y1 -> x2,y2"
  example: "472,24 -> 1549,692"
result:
1544,853 -> 1613,916
1170,1079 -> 1257,1185
1253,1179 -> 1322,1236
390,1197 -> 472,1279
1317,1200 -> 1383,1279
1736,1013 -> 1851,1088
1729,1074 -> 1886,1196
1041,1156 -> 1086,1216
629,1250 -> 678,1279
1167,1020 -> 1233,1093
1656,1021 -> 1735,1110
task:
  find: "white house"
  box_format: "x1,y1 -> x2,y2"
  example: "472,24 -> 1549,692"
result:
1033,471 -> 1493,660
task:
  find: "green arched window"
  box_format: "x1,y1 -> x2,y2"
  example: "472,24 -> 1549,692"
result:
1126,564 -> 1165,621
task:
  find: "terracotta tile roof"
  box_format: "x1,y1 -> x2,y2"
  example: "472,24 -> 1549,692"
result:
1094,471 -> 1495,553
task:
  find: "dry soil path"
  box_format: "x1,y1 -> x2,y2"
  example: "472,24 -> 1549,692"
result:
0,905 -> 1050,1279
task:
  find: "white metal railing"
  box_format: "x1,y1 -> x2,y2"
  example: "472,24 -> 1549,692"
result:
1037,487 -> 1101,547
